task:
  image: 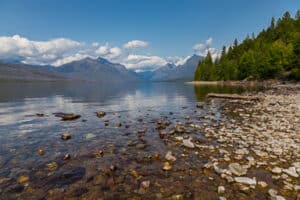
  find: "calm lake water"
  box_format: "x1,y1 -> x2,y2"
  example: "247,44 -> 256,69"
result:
0,82 -> 250,199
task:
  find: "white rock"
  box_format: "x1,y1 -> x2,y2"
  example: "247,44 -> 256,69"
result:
282,167 -> 299,178
182,138 -> 195,148
229,163 -> 247,176
268,189 -> 277,197
234,177 -> 256,185
165,151 -> 176,162
271,167 -> 282,174
219,197 -> 227,200
258,181 -> 268,188
218,186 -> 225,194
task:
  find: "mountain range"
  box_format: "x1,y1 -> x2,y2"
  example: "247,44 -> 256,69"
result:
139,55 -> 204,81
0,55 -> 203,82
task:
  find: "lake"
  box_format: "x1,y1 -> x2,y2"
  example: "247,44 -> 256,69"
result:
0,82 -> 251,199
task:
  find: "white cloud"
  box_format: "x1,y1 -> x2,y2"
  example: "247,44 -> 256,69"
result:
123,40 -> 148,49
123,54 -> 167,70
193,37 -> 220,61
95,43 -> 122,60
0,35 -> 82,65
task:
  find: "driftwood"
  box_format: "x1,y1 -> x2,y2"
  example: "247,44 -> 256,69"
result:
206,93 -> 261,101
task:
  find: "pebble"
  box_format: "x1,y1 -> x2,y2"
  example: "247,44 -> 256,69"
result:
140,180 -> 150,189
282,167 -> 299,178
162,162 -> 172,171
61,133 -> 71,140
96,111 -> 106,118
228,163 -> 247,176
37,149 -> 45,156
165,151 -> 176,162
272,167 -> 282,174
218,186 -> 225,194
182,138 -> 195,148
234,177 -> 256,185
17,176 -> 29,184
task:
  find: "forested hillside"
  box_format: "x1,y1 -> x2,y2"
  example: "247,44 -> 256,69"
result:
194,11 -> 300,81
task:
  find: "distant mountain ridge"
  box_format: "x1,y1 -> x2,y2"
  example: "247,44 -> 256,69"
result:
137,55 -> 204,81
0,62 -> 68,82
0,57 -> 142,82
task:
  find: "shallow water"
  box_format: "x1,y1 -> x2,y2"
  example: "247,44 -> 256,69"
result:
0,82 -> 252,199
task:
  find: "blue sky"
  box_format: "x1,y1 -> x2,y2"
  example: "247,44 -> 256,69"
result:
0,0 -> 299,70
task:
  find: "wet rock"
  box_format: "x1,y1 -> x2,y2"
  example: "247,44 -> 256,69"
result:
140,180 -> 150,189
61,114 -> 81,121
171,194 -> 184,200
85,133 -> 96,139
63,154 -> 71,160
282,167 -> 299,178
116,122 -> 122,127
271,167 -> 282,174
17,176 -> 29,184
38,149 -> 45,156
110,165 -> 117,171
131,170 -> 140,179
165,151 -> 176,162
61,133 -> 71,140
41,167 -> 85,188
258,181 -> 268,188
228,163 -> 247,176
36,113 -> 45,117
46,162 -> 58,171
218,186 -> 225,194
0,177 -> 11,184
234,177 -> 256,185
93,175 -> 105,185
159,131 -> 168,139
136,143 -> 147,149
93,150 -> 104,158
162,162 -> 172,171
182,138 -> 195,148
96,111 -> 106,118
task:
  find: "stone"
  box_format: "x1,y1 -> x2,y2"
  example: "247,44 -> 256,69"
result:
96,111 -> 106,118
165,151 -> 176,162
282,167 -> 299,178
171,194 -> 184,200
61,133 -> 71,140
268,189 -> 277,197
63,154 -> 71,160
258,181 -> 268,188
140,180 -> 150,189
229,163 -> 247,176
271,167 -> 282,174
17,176 -> 29,184
234,177 -> 256,185
85,133 -> 96,139
182,138 -> 195,148
38,149 -> 45,156
162,162 -> 172,171
46,162 -> 58,171
218,186 -> 225,194
93,175 -> 105,185
61,114 -> 81,121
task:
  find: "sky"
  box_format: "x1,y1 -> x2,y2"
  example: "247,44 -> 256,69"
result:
0,0 -> 299,71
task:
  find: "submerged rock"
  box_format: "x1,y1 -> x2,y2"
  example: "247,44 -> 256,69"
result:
61,133 -> 71,140
85,133 -> 96,140
162,162 -> 172,171
228,163 -> 247,176
234,177 -> 256,185
140,180 -> 150,189
60,114 -> 81,121
96,111 -> 106,118
37,149 -> 45,156
165,151 -> 176,162
182,138 -> 195,148
17,176 -> 29,184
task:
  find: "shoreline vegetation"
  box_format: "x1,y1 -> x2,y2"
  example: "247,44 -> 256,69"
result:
194,11 -> 300,82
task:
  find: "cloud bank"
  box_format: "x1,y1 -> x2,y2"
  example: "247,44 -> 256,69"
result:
0,35 -> 220,71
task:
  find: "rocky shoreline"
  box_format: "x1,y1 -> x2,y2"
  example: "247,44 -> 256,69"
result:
0,82 -> 299,200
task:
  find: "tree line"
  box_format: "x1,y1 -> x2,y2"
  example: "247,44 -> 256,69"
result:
194,11 -> 300,81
